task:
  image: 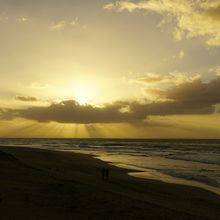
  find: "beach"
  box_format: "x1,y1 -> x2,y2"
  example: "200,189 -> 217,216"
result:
0,146 -> 220,220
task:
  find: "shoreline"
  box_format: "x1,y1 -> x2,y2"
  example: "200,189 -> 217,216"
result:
102,161 -> 220,196
0,146 -> 220,219
74,149 -> 220,196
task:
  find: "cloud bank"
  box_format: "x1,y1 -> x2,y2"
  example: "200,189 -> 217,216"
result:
104,0 -> 220,46
1,76 -> 220,124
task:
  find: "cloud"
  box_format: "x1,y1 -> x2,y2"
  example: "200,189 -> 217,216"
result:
17,17 -> 28,22
50,20 -> 67,30
210,65 -> 220,76
162,50 -> 185,62
137,73 -> 164,84
1,76 -> 220,124
136,72 -> 200,86
0,15 -> 28,23
164,77 -> 220,104
0,100 -> 144,124
130,100 -> 213,116
104,0 -> 220,46
50,18 -> 78,30
15,96 -> 38,102
131,77 -> 220,115
179,50 -> 185,59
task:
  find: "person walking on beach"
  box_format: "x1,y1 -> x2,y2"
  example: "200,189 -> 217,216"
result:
101,167 -> 110,180
106,167 -> 110,180
101,167 -> 105,179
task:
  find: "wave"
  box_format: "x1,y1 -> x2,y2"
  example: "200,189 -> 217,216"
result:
158,169 -> 220,188
167,153 -> 220,165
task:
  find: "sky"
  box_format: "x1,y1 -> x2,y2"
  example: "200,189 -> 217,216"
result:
0,0 -> 220,138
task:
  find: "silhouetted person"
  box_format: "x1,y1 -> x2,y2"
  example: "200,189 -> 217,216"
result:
101,167 -> 105,179
106,167 -> 110,180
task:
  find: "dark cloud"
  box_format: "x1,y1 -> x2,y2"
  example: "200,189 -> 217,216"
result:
165,77 -> 220,104
205,5 -> 220,20
138,77 -> 220,116
1,77 -> 220,124
15,96 -> 38,102
0,100 -> 144,124
129,101 -> 213,116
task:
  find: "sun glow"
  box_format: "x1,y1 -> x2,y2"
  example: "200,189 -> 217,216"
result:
74,85 -> 94,105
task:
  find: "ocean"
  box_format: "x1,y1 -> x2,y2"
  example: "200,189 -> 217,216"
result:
0,138 -> 219,195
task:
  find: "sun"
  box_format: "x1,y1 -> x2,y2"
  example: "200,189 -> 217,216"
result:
74,85 -> 93,105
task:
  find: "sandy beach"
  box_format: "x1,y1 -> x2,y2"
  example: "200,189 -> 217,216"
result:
0,146 -> 220,220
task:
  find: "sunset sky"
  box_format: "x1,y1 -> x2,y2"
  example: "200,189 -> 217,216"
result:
0,0 -> 220,138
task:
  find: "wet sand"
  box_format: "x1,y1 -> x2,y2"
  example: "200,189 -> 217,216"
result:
0,146 -> 220,220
